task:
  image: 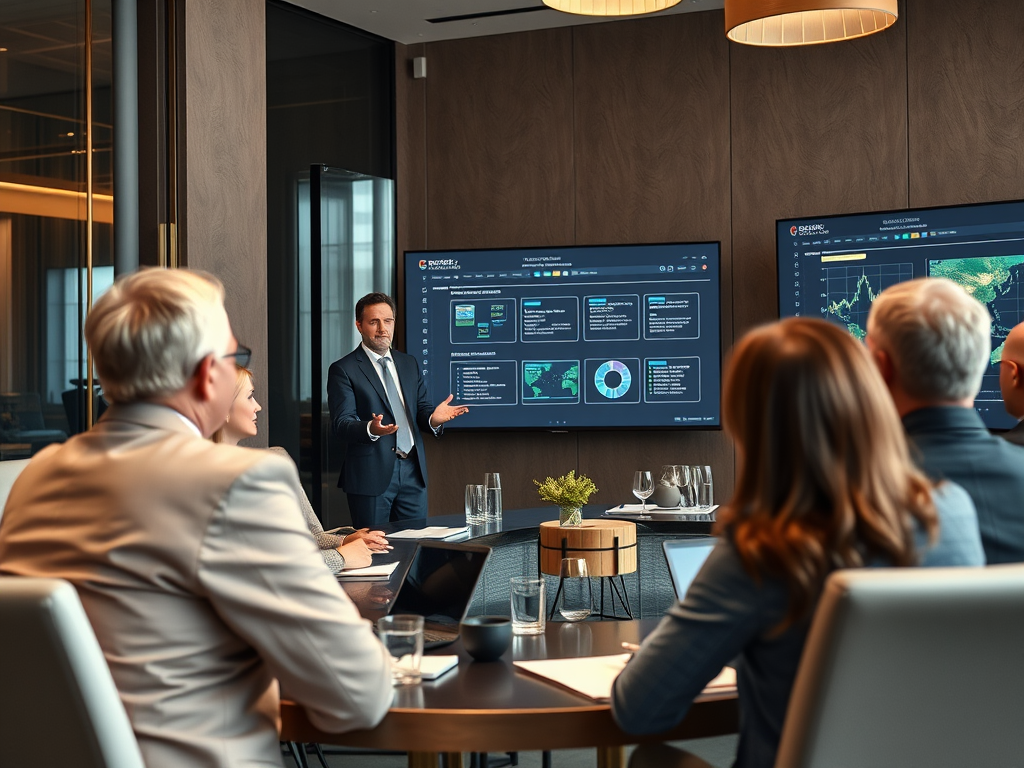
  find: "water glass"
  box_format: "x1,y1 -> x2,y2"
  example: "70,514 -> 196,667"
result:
696,465 -> 714,510
510,576 -> 545,635
484,472 -> 503,521
377,614 -> 424,685
676,465 -> 696,508
557,558 -> 592,622
465,483 -> 486,524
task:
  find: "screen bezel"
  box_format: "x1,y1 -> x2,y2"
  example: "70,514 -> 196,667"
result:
402,241 -> 725,433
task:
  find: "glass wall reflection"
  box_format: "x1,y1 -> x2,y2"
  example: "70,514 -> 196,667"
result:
0,0 -> 113,459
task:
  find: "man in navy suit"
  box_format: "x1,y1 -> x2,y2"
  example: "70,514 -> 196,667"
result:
328,292 -> 469,527
866,277 -> 1024,564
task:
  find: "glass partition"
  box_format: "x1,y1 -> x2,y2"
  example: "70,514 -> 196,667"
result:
0,0 -> 114,459
305,165 -> 394,526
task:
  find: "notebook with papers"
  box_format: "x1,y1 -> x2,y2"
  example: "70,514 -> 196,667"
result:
663,538 -> 717,601
383,540 -> 491,649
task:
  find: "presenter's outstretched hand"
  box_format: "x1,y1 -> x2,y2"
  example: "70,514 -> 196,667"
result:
368,412 -> 400,436
345,528 -> 391,551
430,395 -> 470,429
337,538 -> 373,569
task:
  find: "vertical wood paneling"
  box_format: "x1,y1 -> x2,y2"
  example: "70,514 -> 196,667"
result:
573,11 -> 735,503
907,0 -> 1024,208
730,24 -> 909,335
574,13 -> 731,247
424,30 -> 575,250
184,0 -> 268,445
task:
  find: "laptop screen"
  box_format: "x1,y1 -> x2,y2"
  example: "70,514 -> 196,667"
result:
388,541 -> 490,627
663,538 -> 716,601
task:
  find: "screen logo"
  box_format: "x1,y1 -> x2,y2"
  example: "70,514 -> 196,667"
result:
420,258 -> 461,271
790,226 -> 798,236
418,259 -> 427,270
793,223 -> 829,236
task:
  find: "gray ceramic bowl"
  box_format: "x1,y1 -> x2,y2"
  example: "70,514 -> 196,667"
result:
460,616 -> 513,662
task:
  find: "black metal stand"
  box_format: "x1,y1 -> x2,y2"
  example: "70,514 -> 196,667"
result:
546,534 -> 635,621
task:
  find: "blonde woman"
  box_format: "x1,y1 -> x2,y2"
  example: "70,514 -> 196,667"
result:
214,366 -> 387,571
614,317 -> 983,768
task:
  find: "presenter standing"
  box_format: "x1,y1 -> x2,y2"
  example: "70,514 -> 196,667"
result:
328,292 -> 469,527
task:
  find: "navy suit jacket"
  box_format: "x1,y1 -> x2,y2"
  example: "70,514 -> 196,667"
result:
327,346 -> 436,496
904,406 -> 1024,564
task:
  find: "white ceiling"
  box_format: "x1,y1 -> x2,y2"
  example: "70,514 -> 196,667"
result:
284,0 -> 724,45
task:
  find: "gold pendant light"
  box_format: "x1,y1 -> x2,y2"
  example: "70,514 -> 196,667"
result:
542,0 -> 682,16
725,0 -> 897,46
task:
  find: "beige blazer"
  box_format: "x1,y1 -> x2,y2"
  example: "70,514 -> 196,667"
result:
0,403 -> 392,768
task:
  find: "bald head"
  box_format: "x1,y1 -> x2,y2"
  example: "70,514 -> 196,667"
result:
1000,322 -> 1024,420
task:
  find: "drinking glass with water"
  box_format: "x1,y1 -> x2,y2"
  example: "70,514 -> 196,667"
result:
484,472 -> 502,521
510,576 -> 545,635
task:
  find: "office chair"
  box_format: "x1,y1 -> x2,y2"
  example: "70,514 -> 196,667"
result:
631,563 -> 1024,768
0,577 -> 145,768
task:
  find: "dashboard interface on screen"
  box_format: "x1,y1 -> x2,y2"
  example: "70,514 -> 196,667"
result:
404,243 -> 722,430
778,199 -> 1024,430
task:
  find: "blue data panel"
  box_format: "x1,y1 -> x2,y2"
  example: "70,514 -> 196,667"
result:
405,243 -> 722,430
778,198 -> 1024,430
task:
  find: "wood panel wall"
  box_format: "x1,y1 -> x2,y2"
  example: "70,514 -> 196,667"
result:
395,0 -> 1024,517
183,0 -> 269,446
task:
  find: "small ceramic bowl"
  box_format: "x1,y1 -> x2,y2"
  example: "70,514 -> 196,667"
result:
460,616 -> 513,662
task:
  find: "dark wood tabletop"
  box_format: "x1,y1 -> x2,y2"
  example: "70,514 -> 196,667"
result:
280,619 -> 739,764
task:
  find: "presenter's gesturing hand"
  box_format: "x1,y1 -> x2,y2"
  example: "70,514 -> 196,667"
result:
429,395 -> 470,429
368,412 -> 399,436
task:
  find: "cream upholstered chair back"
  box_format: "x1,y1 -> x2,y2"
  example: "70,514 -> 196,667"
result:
776,564 -> 1024,768
0,577 -> 144,768
0,458 -> 30,521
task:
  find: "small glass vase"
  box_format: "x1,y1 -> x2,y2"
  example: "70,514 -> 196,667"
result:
559,505 -> 583,527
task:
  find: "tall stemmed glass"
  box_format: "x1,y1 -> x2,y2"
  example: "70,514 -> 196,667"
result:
632,471 -> 654,520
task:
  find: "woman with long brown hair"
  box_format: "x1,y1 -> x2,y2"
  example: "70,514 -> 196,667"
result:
612,317 -> 983,768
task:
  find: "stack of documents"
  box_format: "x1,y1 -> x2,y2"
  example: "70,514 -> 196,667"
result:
387,526 -> 469,540
514,654 -> 736,701
334,561 -> 400,581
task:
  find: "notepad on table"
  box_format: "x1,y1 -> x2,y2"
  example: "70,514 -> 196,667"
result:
334,561 -> 400,581
419,655 -> 459,681
387,526 -> 469,540
514,654 -> 736,702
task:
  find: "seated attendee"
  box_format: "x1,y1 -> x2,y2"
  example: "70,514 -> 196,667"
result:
612,317 -> 982,768
999,320 -> 1024,446
867,276 -> 1024,563
0,268 -> 392,768
212,365 -> 388,571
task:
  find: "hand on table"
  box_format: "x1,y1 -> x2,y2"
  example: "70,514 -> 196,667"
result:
368,413 -> 399,437
337,538 -> 373,569
344,528 -> 391,551
429,395 -> 469,429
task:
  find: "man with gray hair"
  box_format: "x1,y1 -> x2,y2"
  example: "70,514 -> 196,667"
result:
866,276 -> 1024,564
0,269 -> 392,768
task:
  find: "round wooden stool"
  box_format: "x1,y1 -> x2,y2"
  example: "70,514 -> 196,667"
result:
539,519 -> 637,620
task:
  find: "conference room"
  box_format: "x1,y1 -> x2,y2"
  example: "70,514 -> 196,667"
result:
3,0 -> 1024,767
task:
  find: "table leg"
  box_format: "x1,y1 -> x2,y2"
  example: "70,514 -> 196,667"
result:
443,752 -> 464,768
597,745 -> 626,768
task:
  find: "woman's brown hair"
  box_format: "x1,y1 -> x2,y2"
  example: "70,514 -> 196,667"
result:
716,317 -> 937,630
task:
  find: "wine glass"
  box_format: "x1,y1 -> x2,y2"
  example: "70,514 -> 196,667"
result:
632,470 -> 654,519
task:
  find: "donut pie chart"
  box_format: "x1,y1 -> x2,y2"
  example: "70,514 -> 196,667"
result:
594,360 -> 631,399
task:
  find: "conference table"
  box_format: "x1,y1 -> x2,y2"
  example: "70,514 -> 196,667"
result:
280,619 -> 738,768
280,516 -> 739,768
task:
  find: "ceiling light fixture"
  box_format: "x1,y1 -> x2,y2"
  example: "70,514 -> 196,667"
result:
725,0 -> 897,46
542,0 -> 681,17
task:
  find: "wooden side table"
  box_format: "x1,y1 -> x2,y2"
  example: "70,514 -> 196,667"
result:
539,519 -> 637,620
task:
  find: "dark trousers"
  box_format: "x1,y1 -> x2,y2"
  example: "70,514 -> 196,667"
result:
346,450 -> 427,528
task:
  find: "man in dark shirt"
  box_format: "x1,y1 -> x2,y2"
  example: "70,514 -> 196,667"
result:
866,277 -> 1024,564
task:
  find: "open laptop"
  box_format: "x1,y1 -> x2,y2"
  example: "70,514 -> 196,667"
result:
383,540 -> 491,649
662,538 -> 717,601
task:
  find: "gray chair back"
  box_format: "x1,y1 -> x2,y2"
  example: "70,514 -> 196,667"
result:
0,577 -> 144,768
776,564 -> 1024,768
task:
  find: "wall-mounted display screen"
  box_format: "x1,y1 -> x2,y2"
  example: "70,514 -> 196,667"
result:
778,199 -> 1024,430
404,243 -> 722,430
